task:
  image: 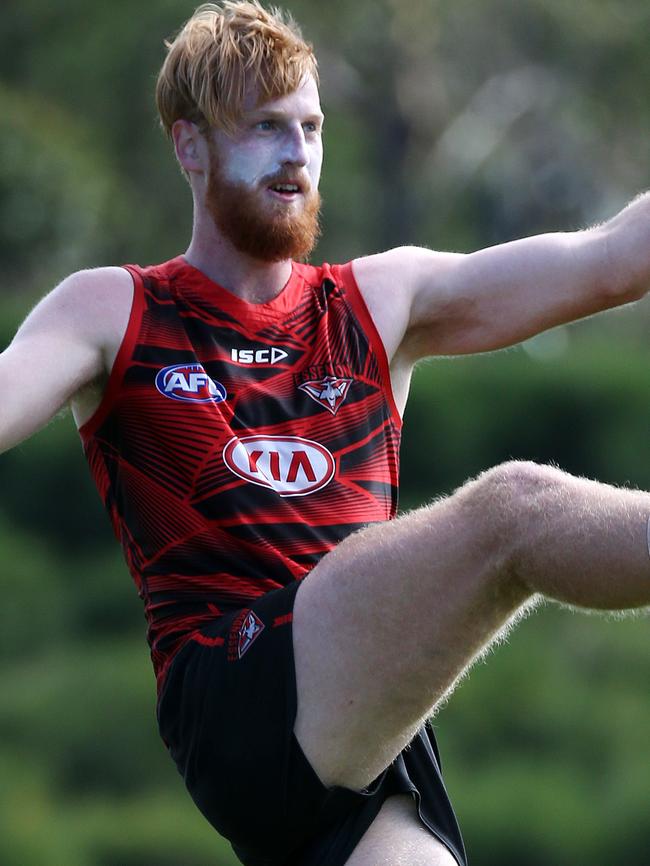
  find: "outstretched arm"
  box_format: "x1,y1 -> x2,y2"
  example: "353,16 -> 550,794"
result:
353,192 -> 650,363
0,267 -> 133,454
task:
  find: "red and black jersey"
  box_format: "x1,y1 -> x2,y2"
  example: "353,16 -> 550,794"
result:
80,256 -> 402,691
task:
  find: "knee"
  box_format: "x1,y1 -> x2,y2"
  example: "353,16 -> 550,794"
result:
476,458 -> 560,502
457,459 -> 562,552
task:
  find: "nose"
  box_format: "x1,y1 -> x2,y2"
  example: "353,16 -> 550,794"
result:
282,123 -> 309,167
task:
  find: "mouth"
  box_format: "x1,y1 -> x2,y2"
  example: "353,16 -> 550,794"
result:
266,179 -> 305,201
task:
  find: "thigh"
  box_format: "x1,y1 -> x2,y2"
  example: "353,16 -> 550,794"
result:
344,795 -> 460,866
293,488 -> 532,790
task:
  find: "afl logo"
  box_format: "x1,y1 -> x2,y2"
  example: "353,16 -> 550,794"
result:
223,435 -> 335,497
155,364 -> 227,403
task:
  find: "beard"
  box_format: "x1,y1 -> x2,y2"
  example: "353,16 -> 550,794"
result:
205,150 -> 321,263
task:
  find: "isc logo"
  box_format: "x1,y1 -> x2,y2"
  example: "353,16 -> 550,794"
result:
230,347 -> 289,365
223,435 -> 335,496
155,363 -> 227,403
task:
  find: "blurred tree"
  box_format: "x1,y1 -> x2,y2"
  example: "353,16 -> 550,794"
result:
1,1 -> 650,864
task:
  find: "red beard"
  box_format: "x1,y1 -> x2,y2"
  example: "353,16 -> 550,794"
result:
205,151 -> 321,263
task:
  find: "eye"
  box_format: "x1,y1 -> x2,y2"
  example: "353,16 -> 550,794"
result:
256,119 -> 277,132
303,121 -> 322,135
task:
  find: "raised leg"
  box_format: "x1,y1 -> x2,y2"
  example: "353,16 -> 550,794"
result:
293,461 -> 650,790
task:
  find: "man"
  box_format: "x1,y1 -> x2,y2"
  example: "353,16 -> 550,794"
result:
2,2 -> 650,864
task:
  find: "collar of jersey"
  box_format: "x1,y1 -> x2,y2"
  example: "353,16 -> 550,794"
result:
168,256 -> 306,320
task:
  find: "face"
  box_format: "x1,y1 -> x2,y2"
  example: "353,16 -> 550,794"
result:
205,75 -> 324,262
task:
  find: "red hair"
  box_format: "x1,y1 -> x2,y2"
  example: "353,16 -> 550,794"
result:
156,1 -> 318,136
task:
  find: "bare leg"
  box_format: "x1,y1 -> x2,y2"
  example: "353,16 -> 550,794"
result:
293,461 -> 650,790
344,796 -> 459,866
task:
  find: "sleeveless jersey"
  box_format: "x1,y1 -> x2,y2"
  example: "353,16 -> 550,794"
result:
80,256 -> 402,691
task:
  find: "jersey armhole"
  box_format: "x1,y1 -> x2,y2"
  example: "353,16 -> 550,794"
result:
78,265 -> 145,442
331,261 -> 403,430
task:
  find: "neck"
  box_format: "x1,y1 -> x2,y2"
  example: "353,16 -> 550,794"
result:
184,208 -> 292,305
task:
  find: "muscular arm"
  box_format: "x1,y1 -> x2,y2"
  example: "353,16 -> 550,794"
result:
0,267 -> 133,454
354,192 -> 650,364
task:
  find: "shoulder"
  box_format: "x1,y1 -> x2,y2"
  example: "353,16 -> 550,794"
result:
16,267 -> 137,385
45,267 -> 135,343
18,266 -> 134,338
351,246 -> 462,300
346,247 -> 459,363
351,245 -> 431,283
55,268 -> 136,424
52,266 -> 134,311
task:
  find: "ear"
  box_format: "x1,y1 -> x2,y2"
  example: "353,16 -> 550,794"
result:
171,120 -> 206,174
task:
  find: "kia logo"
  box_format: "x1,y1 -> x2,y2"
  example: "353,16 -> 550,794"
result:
223,435 -> 335,496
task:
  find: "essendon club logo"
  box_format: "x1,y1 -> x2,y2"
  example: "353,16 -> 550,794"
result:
228,609 -> 265,661
223,435 -> 335,497
155,363 -> 227,403
298,375 -> 353,415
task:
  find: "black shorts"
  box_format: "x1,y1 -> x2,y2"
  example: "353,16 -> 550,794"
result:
157,581 -> 467,866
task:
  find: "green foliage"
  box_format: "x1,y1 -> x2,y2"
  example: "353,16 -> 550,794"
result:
0,82 -> 129,296
436,607 -> 650,865
2,1 -> 650,864
401,332 -> 650,508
